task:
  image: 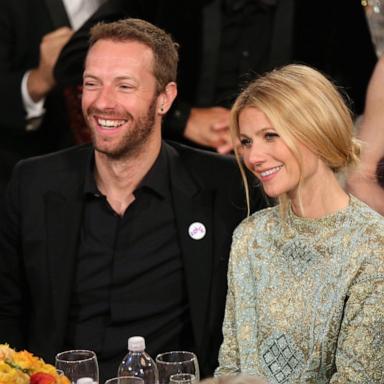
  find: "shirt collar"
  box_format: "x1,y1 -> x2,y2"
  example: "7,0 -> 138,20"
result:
136,143 -> 169,199
83,154 -> 99,197
83,144 -> 169,199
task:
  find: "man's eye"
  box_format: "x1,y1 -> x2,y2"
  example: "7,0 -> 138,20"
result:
119,84 -> 134,91
83,81 -> 97,88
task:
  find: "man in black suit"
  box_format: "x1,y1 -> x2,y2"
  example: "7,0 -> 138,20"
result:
55,0 -> 377,154
0,18 -> 266,381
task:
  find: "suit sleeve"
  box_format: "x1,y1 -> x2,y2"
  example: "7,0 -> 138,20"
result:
0,3 -> 29,132
0,163 -> 28,346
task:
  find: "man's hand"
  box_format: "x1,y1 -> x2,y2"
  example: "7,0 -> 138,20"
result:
184,107 -> 234,154
28,27 -> 74,102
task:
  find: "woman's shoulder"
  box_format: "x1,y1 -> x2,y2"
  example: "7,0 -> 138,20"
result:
233,206 -> 280,239
350,195 -> 384,234
348,196 -> 384,277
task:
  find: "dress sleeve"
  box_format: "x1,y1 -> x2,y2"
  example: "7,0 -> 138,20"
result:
215,242 -> 241,375
215,222 -> 252,376
330,271 -> 384,383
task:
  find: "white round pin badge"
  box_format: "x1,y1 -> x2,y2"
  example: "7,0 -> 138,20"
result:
188,222 -> 206,240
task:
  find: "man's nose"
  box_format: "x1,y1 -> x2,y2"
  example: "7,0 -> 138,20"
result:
93,86 -> 117,109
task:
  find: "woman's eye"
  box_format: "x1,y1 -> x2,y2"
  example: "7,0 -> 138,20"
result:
240,137 -> 252,148
265,132 -> 279,141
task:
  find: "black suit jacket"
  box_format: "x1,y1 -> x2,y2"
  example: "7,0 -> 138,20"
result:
0,141 -> 266,376
55,0 -> 377,139
0,0 -> 73,176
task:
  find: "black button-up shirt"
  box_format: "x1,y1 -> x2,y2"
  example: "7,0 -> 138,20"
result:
65,145 -> 193,381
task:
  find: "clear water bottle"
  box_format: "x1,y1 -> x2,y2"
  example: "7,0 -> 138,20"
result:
118,336 -> 159,384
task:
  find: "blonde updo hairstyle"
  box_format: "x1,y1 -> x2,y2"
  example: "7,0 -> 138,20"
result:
231,64 -> 360,215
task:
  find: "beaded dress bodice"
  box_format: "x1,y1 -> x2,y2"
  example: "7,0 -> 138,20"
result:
216,196 -> 384,383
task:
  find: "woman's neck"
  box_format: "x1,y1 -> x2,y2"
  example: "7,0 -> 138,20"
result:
290,169 -> 350,218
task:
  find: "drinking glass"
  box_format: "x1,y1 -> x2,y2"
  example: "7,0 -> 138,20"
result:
105,377 -> 144,384
155,351 -> 199,384
169,373 -> 196,384
55,349 -> 99,384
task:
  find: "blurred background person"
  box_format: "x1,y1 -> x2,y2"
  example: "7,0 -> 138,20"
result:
363,0 -> 384,57
216,65 -> 384,382
0,0 -> 106,197
54,0 -> 377,154
347,55 -> 384,215
346,1 -> 384,215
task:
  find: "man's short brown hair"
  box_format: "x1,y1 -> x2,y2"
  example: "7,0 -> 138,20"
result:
89,18 -> 179,93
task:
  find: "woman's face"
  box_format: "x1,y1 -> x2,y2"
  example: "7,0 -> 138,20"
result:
238,107 -> 321,200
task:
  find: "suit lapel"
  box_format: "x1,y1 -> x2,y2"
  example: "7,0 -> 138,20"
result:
45,166 -> 85,347
44,0 -> 71,28
165,144 -> 214,353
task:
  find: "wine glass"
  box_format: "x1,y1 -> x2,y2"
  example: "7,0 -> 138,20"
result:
55,349 -> 99,384
155,351 -> 199,384
169,373 -> 196,384
105,377 -> 144,384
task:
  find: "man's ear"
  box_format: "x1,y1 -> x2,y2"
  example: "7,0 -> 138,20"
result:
158,82 -> 177,115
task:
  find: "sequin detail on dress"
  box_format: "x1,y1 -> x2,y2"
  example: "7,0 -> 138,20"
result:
280,236 -> 320,276
261,333 -> 304,383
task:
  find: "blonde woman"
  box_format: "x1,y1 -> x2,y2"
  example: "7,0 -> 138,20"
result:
215,65 -> 384,383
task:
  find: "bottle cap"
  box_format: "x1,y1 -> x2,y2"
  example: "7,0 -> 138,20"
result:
128,336 -> 145,351
76,378 -> 95,384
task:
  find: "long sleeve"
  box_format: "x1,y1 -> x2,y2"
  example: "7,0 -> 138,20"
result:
215,257 -> 240,376
216,221 -> 256,376
330,274 -> 384,383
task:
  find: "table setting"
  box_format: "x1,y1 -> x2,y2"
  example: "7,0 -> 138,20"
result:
0,341 -> 201,384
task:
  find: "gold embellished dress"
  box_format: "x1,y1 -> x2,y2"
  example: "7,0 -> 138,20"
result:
216,196 -> 384,383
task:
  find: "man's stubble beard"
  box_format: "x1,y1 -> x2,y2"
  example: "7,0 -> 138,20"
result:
87,95 -> 158,160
